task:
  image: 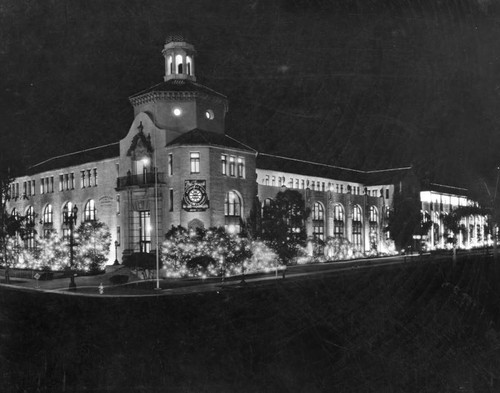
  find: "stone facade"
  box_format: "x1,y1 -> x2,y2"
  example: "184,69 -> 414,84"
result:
5,35 -> 482,265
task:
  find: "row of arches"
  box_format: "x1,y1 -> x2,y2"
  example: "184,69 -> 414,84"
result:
12,200 -> 98,247
262,199 -> 380,248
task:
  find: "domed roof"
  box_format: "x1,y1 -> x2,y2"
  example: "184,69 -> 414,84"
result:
165,33 -> 191,44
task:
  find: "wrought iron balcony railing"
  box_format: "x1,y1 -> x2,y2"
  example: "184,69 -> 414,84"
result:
116,172 -> 165,189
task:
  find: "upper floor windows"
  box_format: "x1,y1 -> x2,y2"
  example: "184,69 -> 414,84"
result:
168,154 -> 173,176
81,168 -> 98,188
221,155 -> 227,175
190,152 -> 200,174
229,156 -> 235,176
9,182 -> 20,199
222,155 -> 245,178
237,157 -> 245,178
40,176 -> 55,194
23,180 -> 35,197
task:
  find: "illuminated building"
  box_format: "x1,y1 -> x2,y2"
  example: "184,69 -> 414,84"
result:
5,35 -> 485,264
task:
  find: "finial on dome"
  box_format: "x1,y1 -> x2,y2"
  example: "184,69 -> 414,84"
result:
165,32 -> 191,44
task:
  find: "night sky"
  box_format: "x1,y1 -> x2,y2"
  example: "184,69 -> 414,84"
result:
1,0 -> 500,193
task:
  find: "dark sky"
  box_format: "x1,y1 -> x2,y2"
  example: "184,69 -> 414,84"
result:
1,0 -> 500,193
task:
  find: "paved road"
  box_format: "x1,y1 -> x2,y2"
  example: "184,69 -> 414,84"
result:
0,252 -> 438,298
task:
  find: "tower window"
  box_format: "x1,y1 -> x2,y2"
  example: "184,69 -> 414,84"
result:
190,152 -> 200,174
168,153 -> 173,176
139,210 -> 151,253
221,154 -> 227,175
237,157 -> 245,178
175,54 -> 183,74
229,156 -> 235,176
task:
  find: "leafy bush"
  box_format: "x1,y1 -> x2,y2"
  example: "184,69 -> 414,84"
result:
186,255 -> 217,276
109,275 -> 129,285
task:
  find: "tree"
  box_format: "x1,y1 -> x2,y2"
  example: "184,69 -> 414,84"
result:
441,205 -> 486,264
260,189 -> 310,264
0,162 -> 29,283
161,226 -> 253,278
385,190 -> 421,251
75,220 -> 111,273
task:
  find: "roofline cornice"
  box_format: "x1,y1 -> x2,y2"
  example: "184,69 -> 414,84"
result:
129,90 -> 228,110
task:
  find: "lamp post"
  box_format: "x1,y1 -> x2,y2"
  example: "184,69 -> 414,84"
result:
63,204 -> 78,291
114,240 -> 119,265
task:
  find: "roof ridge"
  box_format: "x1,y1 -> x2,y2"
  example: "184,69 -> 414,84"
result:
30,142 -> 120,169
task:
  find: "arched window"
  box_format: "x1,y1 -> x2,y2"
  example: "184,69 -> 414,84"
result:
186,56 -> 192,75
312,202 -> 324,241
333,204 -> 344,238
25,206 -> 35,249
176,54 -> 183,74
352,205 -> 362,249
43,204 -> 53,238
369,206 -> 378,224
225,191 -> 241,233
84,199 -> 96,222
369,206 -> 378,250
167,56 -> 173,75
62,202 -> 75,241
43,204 -> 53,225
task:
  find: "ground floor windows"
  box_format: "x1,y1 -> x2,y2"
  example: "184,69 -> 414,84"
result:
312,202 -> 325,241
225,191 -> 242,234
352,205 -> 362,249
333,204 -> 344,238
139,210 -> 151,253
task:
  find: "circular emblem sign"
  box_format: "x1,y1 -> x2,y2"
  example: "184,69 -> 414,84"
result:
183,180 -> 209,211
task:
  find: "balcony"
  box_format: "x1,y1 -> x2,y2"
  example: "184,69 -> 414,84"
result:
116,172 -> 165,189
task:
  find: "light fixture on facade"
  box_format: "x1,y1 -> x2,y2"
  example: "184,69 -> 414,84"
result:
205,109 -> 214,120
173,108 -> 182,116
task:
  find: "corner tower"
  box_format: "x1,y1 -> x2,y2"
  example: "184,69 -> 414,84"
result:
129,34 -> 228,144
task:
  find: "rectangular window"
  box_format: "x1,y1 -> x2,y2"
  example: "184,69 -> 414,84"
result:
40,179 -> 45,194
87,169 -> 92,186
221,154 -> 227,175
64,174 -> 69,190
168,154 -> 173,176
237,157 -> 245,178
93,168 -> 98,186
81,171 -> 85,188
116,194 -> 120,215
190,152 -> 200,174
71,173 -> 75,189
169,189 -> 174,212
59,175 -> 63,192
229,156 -> 235,176
139,210 -> 151,253
271,176 -> 275,186
31,180 -> 35,195
50,177 -> 54,193
116,226 -> 121,246
386,189 -> 390,199
295,179 -> 299,189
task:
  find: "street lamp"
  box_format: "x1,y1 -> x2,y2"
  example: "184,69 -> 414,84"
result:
63,204 -> 78,291
114,240 -> 119,265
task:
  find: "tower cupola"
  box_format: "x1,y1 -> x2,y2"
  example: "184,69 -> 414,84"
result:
162,34 -> 196,82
